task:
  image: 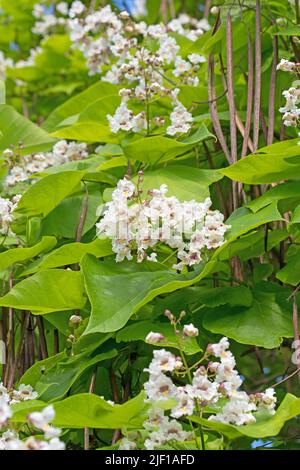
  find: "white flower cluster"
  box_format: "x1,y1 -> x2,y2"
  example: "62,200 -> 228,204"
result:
0,382 -> 38,404
65,5 -> 208,78
279,86 -> 300,127
107,101 -> 146,134
0,195 -> 21,236
0,381 -> 65,450
138,335 -> 277,449
96,177 -> 229,270
4,140 -> 88,188
277,59 -> 300,127
166,89 -> 193,136
27,4 -> 208,136
130,0 -> 147,18
32,2 -> 69,36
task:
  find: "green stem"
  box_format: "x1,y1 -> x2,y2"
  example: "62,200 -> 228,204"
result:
198,408 -> 206,451
296,0 -> 300,24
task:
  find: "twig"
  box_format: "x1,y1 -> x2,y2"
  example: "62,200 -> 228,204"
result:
76,185 -> 89,243
168,0 -> 175,18
27,314 -> 35,369
204,0 -> 211,19
4,274 -> 14,387
292,296 -> 300,384
267,35 -> 278,145
193,88 -> 228,105
296,0 -> 300,24
208,55 -> 232,164
203,142 -> 228,218
272,367 -> 300,388
253,0 -> 261,151
36,316 -> 48,360
84,371 -> 97,451
54,329 -> 59,354
242,32 -> 254,157
7,313 -> 30,389
226,14 -> 237,164
110,367 -> 121,444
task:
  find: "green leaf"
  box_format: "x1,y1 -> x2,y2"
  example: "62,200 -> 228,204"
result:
22,347 -> 117,402
247,182 -> 300,213
78,95 -> 121,124
215,203 -> 283,258
220,140 -> 300,184
191,285 -> 253,308
123,124 -> 214,164
0,236 -> 56,271
291,203 -> 300,224
51,122 -> 119,144
43,81 -> 119,131
0,104 -> 55,154
0,269 -> 86,314
276,251 -> 300,286
192,394 -> 300,439
218,229 -> 288,261
21,239 -> 113,275
15,171 -> 85,218
11,392 -> 148,429
202,289 -> 293,348
82,255 -> 218,334
133,165 -> 222,201
40,191 -> 100,238
116,320 -> 201,355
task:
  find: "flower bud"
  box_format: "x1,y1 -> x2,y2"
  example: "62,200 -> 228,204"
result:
119,10 -> 130,20
210,6 -> 220,15
69,315 -> 82,328
183,323 -> 199,337
3,148 -> 14,158
145,331 -> 165,344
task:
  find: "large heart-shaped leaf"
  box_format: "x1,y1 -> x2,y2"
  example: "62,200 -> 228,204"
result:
0,269 -> 86,314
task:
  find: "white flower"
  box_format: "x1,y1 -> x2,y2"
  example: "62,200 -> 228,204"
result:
146,332 -> 165,344
167,102 -> 193,135
56,2 -> 69,15
277,58 -> 296,72
144,373 -> 177,402
119,438 -> 137,450
186,374 -> 219,404
0,398 -> 12,426
173,56 -> 191,77
0,383 -> 9,402
188,53 -> 206,65
69,1 -> 86,18
143,407 -> 167,430
183,323 -> 199,337
207,337 -> 230,357
107,102 -> 134,133
209,391 -> 257,426
256,388 -> 277,415
158,36 -> 179,64
11,384 -> 38,403
146,349 -> 178,374
28,405 -> 55,429
171,388 -> 195,418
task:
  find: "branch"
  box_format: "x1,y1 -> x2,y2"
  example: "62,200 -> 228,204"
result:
267,35 -> 278,145
253,0 -> 261,151
241,32 -> 254,157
